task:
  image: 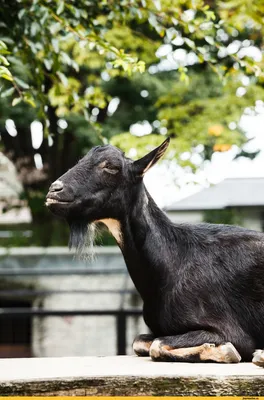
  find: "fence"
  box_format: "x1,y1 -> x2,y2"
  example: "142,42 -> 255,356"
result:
0,304 -> 142,355
0,248 -> 144,357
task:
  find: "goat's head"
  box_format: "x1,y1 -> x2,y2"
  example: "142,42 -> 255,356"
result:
46,138 -> 170,252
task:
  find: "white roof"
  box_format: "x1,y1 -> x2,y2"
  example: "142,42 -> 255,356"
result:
166,178 -> 264,211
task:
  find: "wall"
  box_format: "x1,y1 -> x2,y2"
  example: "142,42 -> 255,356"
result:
166,210 -> 203,224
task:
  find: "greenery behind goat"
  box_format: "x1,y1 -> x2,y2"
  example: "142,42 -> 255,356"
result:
0,0 -> 263,246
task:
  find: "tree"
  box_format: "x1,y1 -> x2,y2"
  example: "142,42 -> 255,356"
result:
0,0 -> 263,245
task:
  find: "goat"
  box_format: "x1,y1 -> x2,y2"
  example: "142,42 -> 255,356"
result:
46,138 -> 264,365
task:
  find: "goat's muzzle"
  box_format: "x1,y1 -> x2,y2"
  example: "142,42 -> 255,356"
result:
45,180 -> 74,210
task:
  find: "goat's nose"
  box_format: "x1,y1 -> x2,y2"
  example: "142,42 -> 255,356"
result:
49,180 -> 63,192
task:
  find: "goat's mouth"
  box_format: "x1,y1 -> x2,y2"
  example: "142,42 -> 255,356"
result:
45,193 -> 73,207
45,198 -> 71,206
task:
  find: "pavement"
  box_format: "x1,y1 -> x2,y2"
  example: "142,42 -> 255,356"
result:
0,356 -> 263,396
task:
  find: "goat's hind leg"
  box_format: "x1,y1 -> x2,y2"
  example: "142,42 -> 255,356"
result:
150,331 -> 241,363
253,350 -> 264,367
133,333 -> 155,356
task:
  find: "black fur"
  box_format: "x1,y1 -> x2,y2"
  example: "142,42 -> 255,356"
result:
46,139 -> 264,361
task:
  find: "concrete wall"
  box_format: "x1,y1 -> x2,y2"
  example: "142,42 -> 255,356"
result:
166,210 -> 203,224
0,247 -> 147,357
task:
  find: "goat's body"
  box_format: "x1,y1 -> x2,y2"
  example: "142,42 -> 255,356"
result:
119,192 -> 264,360
46,139 -> 264,363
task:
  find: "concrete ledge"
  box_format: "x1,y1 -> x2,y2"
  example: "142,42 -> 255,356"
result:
0,356 -> 264,396
0,246 -> 121,256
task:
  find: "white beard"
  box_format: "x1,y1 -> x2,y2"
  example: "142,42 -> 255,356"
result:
68,220 -> 96,260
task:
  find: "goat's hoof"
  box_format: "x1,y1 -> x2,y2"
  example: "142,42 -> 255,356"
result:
252,350 -> 264,367
132,335 -> 153,357
220,342 -> 241,363
133,341 -> 150,357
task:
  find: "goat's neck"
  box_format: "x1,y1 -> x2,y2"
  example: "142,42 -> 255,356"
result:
119,186 -> 173,301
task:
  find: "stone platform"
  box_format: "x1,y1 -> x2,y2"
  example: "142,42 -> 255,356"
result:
0,356 -> 263,396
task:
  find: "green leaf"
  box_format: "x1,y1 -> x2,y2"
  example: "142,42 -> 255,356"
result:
136,61 -> 145,73
0,55 -> 9,66
197,46 -> 207,55
12,97 -> 22,106
0,73 -> 13,81
14,77 -> 30,89
205,36 -> 215,45
49,22 -> 61,35
0,41 -> 7,50
0,49 -> 10,55
0,66 -> 13,81
18,9 -> 26,19
43,58 -> 53,70
51,38 -> 59,53
0,87 -> 15,97
57,71 -> 68,86
184,38 -> 195,49
24,93 -> 36,107
57,1 -> 65,15
30,22 -> 40,37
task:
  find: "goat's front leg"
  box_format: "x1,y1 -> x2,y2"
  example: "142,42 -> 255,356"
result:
149,331 -> 241,363
132,333 -> 155,356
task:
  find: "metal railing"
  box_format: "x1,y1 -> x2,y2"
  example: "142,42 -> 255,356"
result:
0,306 -> 142,355
0,264 -> 143,356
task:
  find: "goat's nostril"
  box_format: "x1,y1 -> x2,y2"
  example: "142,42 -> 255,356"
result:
49,180 -> 64,192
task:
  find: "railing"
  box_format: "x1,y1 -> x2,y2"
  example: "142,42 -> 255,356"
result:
0,265 -> 143,356
0,306 -> 142,355
0,247 -> 144,357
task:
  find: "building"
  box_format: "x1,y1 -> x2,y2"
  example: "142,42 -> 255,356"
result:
165,177 -> 264,232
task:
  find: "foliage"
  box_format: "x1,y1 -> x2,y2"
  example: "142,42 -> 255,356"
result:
111,71 -> 264,170
0,0 -> 263,245
0,0 -> 263,119
203,208 -> 243,226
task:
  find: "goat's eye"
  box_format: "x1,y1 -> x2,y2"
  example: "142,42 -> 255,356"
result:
98,161 -> 119,175
103,166 -> 119,175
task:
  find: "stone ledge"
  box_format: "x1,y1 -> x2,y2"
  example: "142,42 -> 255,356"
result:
0,246 -> 121,256
0,356 -> 263,396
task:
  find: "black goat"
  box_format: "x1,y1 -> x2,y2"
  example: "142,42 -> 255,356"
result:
46,138 -> 264,364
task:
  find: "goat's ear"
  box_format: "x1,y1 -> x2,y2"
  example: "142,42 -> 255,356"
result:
132,137 -> 170,177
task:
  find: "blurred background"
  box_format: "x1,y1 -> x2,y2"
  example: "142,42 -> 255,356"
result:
0,0 -> 263,358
